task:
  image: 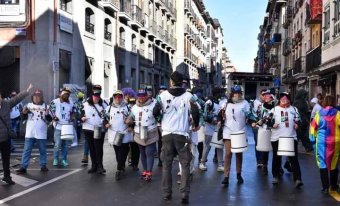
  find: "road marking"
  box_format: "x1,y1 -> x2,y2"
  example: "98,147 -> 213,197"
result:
11,174 -> 38,187
329,191 -> 340,201
0,169 -> 81,204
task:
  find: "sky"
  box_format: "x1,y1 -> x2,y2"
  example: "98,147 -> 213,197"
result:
204,0 -> 268,72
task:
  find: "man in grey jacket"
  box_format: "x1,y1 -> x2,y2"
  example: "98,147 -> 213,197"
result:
0,84 -> 32,185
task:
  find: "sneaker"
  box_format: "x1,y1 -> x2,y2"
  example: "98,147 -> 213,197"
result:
61,160 -> 69,167
81,156 -> 88,164
217,166 -> 224,172
181,193 -> 189,204
237,174 -> 244,184
97,167 -> 106,175
115,171 -> 123,181
88,167 -> 97,174
321,188 -> 329,194
199,163 -> 207,171
177,171 -> 181,176
70,142 -> 78,147
144,171 -> 152,182
53,159 -> 58,166
272,177 -> 279,184
221,177 -> 229,186
141,171 -> 147,179
40,166 -> 49,172
163,195 -> 172,201
257,163 -> 263,168
295,180 -> 304,189
16,167 -> 27,174
2,176 -> 15,185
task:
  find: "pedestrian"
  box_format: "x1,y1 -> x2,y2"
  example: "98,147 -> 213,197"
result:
49,87 -> 74,167
156,85 -> 167,167
199,87 -> 224,172
0,83 -> 32,185
153,71 -> 200,204
81,85 -> 107,174
16,89 -> 52,174
310,95 -> 340,193
126,88 -> 159,181
294,89 -> 313,152
8,90 -> 23,151
220,85 -> 250,186
250,89 -> 275,175
310,95 -> 322,121
105,90 -> 131,180
122,87 -> 140,171
270,92 -> 304,188
74,91 -> 88,164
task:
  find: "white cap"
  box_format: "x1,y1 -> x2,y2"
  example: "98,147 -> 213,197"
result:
310,97 -> 318,104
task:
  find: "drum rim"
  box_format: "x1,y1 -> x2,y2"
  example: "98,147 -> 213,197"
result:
230,131 -> 245,135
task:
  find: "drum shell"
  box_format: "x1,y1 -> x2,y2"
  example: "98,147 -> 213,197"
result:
60,124 -> 74,140
256,129 -> 272,152
230,132 -> 247,153
210,131 -> 224,149
277,137 -> 295,156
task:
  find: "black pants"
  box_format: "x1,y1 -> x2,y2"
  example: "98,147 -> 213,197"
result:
83,130 -> 105,169
297,126 -> 313,151
320,168 -> 338,190
129,142 -> 140,167
161,134 -> 192,197
271,140 -> 302,181
114,143 -> 130,171
0,139 -> 11,178
197,142 -> 203,163
157,128 -> 162,165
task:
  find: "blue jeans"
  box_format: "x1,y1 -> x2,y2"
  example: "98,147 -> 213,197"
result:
21,138 -> 47,168
139,143 -> 156,172
83,136 -> 89,156
53,129 -> 68,161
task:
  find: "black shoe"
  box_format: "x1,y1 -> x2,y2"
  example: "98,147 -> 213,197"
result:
16,167 -> 27,174
81,159 -> 88,164
40,166 -> 49,172
2,176 -> 15,185
115,171 -> 123,181
97,167 -> 106,175
295,180 -> 304,189
88,167 -> 97,174
321,188 -> 329,194
237,174 -> 244,184
284,161 -> 293,173
181,194 -> 189,204
163,195 -> 172,201
221,177 -> 229,186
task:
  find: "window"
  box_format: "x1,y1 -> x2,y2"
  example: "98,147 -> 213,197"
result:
104,62 -> 111,98
119,27 -> 125,48
334,1 -> 340,37
60,0 -> 72,14
140,40 -> 145,56
118,65 -> 125,89
85,8 -> 95,34
323,5 -> 330,43
104,19 -> 112,41
59,49 -> 71,86
132,34 -> 137,53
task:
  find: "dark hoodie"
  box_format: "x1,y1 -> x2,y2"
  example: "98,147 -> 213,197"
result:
153,86 -> 200,127
293,89 -> 309,126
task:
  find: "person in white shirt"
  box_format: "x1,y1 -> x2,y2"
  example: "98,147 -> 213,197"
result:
153,71 -> 200,204
269,92 -> 303,188
81,85 -> 107,174
8,91 -> 23,151
310,96 -> 322,121
49,87 -> 74,167
126,88 -> 159,181
221,85 -> 250,186
16,90 -> 52,174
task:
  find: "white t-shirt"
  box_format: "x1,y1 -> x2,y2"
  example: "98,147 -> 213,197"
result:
25,103 -> 48,139
10,102 -> 23,119
222,100 -> 250,139
270,105 -> 299,141
106,104 -> 131,144
311,103 -> 322,120
50,98 -> 74,130
82,102 -> 107,131
204,100 -> 220,136
130,101 -> 157,133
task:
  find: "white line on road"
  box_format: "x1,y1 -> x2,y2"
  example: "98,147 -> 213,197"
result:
0,169 -> 82,205
11,174 -> 38,187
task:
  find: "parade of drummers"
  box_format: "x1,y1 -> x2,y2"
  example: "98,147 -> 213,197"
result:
2,0 -> 340,205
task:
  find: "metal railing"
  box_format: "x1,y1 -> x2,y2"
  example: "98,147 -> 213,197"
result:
324,29 -> 330,44
306,46 -> 321,73
149,20 -> 157,34
102,0 -> 120,9
132,5 -> 143,24
120,1 -> 132,17
85,22 -> 94,34
334,21 -> 340,38
104,31 -> 112,41
165,30 -> 169,43
157,25 -> 164,40
293,57 -> 302,75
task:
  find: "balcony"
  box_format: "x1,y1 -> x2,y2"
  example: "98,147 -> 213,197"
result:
85,22 -> 94,34
139,48 -> 145,57
104,30 -> 112,41
119,1 -> 132,21
148,20 -> 157,37
306,46 -> 321,73
283,37 -> 292,56
157,25 -> 164,41
333,21 -> 340,39
270,54 -> 279,65
184,0 -> 190,12
293,57 -> 302,75
184,24 -> 189,35
131,5 -> 143,27
287,68 -> 293,78
283,6 -> 293,29
164,30 -> 169,43
324,29 -> 330,44
102,0 -> 120,12
132,44 -> 137,53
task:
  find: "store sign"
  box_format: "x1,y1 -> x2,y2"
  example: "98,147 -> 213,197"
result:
59,11 -> 73,34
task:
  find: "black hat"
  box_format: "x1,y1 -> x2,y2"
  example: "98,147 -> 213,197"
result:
92,84 -> 102,95
170,71 -> 183,86
279,92 -> 291,102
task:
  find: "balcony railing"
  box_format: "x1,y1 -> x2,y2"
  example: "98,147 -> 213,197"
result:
324,29 -> 330,44
85,22 -> 94,34
164,30 -> 169,43
120,1 -> 132,17
140,48 -> 145,57
306,46 -> 321,73
283,38 -> 292,56
102,0 -> 120,10
157,25 -> 164,40
119,38 -> 125,48
104,30 -> 112,41
132,44 -> 137,53
149,20 -> 157,34
132,5 -> 143,24
334,21 -> 340,38
270,54 -> 279,65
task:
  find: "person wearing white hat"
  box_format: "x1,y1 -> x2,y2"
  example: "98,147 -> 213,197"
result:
310,97 -> 322,121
